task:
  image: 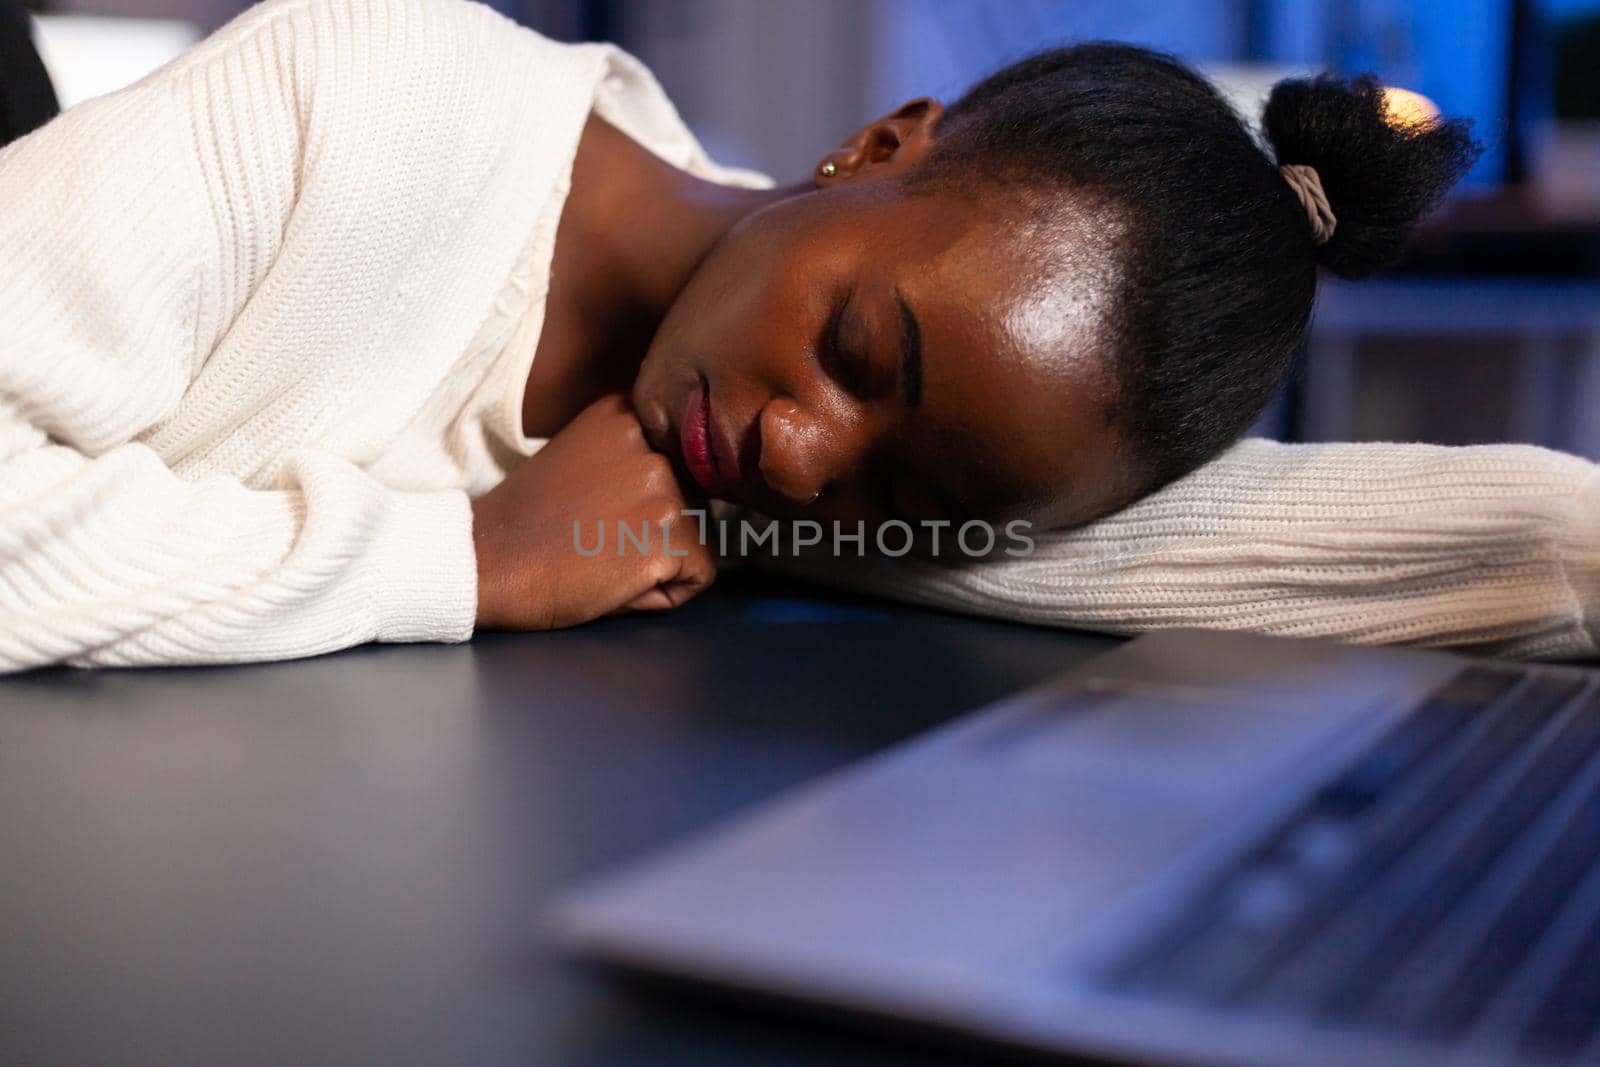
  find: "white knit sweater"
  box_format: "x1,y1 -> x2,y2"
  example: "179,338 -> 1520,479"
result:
770,440 -> 1600,660
1,0 -> 1596,671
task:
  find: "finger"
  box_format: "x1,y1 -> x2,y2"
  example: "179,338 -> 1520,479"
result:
663,552 -> 717,607
657,577 -> 707,609
621,585 -> 675,612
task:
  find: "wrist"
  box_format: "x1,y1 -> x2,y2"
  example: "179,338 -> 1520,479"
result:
470,496 -> 509,629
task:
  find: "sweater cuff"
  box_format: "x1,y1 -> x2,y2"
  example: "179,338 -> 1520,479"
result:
368,488 -> 477,644
1566,469 -> 1600,655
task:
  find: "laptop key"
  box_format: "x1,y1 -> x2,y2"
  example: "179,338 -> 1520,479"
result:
1316,679 -> 1600,1023
1211,672 -> 1576,1005
1422,776 -> 1600,1037
1519,907 -> 1600,1058
1101,667 -> 1522,995
1313,667 -> 1516,818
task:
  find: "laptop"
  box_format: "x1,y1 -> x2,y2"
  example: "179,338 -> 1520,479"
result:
549,628 -> 1600,1066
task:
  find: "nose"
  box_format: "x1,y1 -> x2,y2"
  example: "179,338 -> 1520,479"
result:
756,397 -> 865,507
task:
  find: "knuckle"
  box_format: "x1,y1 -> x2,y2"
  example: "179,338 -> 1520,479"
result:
651,497 -> 683,526
639,456 -> 676,493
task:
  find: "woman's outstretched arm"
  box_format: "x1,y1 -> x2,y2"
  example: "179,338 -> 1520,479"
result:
763,438 -> 1600,660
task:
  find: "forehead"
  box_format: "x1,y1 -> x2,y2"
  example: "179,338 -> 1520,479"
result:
862,183 -> 1136,524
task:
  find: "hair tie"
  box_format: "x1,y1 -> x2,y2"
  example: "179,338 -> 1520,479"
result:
1279,163 -> 1336,246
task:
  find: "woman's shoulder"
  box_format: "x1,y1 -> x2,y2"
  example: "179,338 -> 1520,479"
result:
587,42 -> 774,191
174,0 -> 585,82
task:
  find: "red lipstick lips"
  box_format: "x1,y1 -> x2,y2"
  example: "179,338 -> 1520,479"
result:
679,379 -> 744,500
680,381 -> 716,494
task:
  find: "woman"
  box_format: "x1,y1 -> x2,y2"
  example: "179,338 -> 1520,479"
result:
2,0 -> 1593,671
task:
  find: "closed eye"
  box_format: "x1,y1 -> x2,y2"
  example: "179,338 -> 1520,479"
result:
819,286 -> 867,395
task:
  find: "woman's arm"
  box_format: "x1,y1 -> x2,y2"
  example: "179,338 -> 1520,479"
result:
762,438 -> 1600,660
0,0 -> 488,671
0,408 -> 474,671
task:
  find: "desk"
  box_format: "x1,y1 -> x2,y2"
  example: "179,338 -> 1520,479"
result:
0,571 -> 1120,1067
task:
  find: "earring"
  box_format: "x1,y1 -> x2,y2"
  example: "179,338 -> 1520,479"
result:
818,161 -> 838,178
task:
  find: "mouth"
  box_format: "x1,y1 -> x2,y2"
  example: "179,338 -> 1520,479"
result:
678,378 -> 744,500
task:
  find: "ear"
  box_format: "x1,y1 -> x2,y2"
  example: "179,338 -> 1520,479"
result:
814,97 -> 944,188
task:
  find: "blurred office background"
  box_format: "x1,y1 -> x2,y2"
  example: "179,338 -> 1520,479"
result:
15,0 -> 1600,456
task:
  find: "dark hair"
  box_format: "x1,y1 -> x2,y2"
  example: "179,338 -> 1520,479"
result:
915,44 -> 1479,492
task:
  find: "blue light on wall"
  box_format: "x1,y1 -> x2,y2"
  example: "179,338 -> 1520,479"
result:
1327,0 -> 1512,186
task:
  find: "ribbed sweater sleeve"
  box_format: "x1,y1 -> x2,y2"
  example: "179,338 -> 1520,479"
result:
764,439 -> 1600,661
0,0 -> 489,671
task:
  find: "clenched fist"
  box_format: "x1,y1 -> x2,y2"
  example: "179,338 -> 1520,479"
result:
470,394 -> 715,629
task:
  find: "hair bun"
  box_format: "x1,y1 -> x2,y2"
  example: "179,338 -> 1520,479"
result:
1262,73 -> 1479,278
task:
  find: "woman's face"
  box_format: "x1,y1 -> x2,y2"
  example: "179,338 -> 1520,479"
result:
631,114 -> 1141,534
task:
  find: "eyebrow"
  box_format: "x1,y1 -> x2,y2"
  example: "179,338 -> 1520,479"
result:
893,288 -> 923,408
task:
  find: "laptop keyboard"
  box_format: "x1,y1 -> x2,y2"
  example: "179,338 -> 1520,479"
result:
1100,664 -> 1600,1060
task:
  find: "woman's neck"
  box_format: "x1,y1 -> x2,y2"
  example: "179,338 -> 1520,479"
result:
521,115 -> 799,439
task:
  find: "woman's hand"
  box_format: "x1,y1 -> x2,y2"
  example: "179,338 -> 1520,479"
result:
470,394 -> 715,629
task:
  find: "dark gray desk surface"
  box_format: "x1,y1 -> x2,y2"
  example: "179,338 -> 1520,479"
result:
0,571 -> 1122,1067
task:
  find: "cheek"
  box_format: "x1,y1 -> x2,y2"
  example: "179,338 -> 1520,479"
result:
1023,427 -> 1138,530
635,239 -> 762,397
689,243 -> 836,389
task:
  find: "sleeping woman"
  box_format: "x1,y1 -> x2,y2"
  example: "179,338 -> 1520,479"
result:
2,0 -> 1595,672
